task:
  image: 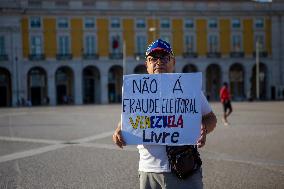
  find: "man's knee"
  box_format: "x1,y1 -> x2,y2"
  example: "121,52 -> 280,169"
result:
139,172 -> 162,189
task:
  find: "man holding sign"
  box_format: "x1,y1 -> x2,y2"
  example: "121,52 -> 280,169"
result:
113,39 -> 217,189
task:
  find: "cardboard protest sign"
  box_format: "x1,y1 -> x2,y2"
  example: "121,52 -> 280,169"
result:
121,73 -> 202,145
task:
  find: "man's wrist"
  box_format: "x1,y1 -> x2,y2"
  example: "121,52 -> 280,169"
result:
202,125 -> 208,134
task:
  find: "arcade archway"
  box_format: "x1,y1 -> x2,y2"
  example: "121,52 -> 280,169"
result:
55,66 -> 74,105
83,66 -> 101,104
134,65 -> 147,74
251,63 -> 268,100
206,64 -> 221,101
0,67 -> 11,107
108,65 -> 123,103
229,63 -> 245,100
182,64 -> 198,73
27,67 -> 47,106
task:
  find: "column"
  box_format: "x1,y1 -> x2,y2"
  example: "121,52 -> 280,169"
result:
100,66 -> 109,104
281,16 -> 284,86
11,29 -> 18,106
244,64 -> 252,100
199,65 -> 207,94
48,72 -> 56,105
271,16 -> 281,97
19,65 -> 27,103
222,64 -> 230,84
12,58 -> 18,106
74,65 -> 82,105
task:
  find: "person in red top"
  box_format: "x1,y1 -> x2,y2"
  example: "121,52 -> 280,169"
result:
219,82 -> 233,125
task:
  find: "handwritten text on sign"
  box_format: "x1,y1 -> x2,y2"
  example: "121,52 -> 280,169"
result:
121,73 -> 202,145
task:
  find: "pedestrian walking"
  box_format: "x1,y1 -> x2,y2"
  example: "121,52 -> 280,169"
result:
219,82 -> 233,126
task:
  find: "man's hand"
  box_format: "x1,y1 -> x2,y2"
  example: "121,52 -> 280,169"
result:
197,126 -> 207,148
112,122 -> 126,149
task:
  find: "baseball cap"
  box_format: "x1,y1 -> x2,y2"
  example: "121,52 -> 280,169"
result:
145,39 -> 174,57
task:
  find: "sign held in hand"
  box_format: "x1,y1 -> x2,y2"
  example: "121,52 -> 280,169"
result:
121,73 -> 202,145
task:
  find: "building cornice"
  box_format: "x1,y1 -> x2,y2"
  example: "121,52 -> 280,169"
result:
0,1 -> 283,16
1,9 -> 283,17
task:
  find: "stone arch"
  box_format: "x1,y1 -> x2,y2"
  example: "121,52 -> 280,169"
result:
27,66 -> 48,106
134,64 -> 147,74
229,63 -> 245,100
182,64 -> 198,73
108,65 -> 123,103
251,63 -> 268,100
0,67 -> 12,107
55,66 -> 74,105
82,65 -> 101,104
206,64 -> 222,101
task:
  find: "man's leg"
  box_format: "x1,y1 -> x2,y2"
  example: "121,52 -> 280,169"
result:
222,102 -> 228,124
139,172 -> 163,189
164,169 -> 203,189
226,101 -> 233,118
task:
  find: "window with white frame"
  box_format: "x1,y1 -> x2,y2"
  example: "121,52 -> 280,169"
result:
31,36 -> 42,55
84,17 -> 95,28
232,35 -> 241,52
208,35 -> 218,52
185,35 -> 194,52
255,34 -> 265,52
184,19 -> 194,29
161,18 -> 170,29
136,18 -> 146,28
136,35 -> 146,54
111,18 -> 120,28
57,18 -> 69,28
30,17 -> 41,28
0,36 -> 5,55
85,35 -> 96,54
58,35 -> 70,54
208,18 -> 218,29
255,18 -> 264,29
111,35 -> 122,53
232,18 -> 241,29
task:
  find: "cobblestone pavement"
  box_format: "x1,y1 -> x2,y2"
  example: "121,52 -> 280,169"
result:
0,102 -> 283,189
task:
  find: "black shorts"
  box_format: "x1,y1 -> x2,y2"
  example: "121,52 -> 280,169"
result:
222,100 -> 232,113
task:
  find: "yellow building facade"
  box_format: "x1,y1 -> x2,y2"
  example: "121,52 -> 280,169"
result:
0,0 -> 283,106
21,17 -> 272,60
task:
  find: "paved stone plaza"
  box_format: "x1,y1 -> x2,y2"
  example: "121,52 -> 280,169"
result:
0,102 -> 283,189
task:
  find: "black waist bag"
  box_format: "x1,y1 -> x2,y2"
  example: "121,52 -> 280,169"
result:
166,145 -> 202,180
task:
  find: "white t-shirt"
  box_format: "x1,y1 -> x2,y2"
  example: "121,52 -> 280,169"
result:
137,91 -> 212,173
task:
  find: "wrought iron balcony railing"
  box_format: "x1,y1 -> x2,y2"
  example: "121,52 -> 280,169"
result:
183,52 -> 198,58
29,54 -> 45,61
253,51 -> 268,58
109,53 -> 123,59
206,52 -> 221,58
83,53 -> 99,60
56,53 -> 72,60
230,52 -> 245,58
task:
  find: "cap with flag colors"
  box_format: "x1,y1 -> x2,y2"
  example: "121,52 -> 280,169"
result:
145,39 -> 174,57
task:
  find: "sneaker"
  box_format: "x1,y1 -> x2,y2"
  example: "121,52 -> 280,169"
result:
224,122 -> 229,126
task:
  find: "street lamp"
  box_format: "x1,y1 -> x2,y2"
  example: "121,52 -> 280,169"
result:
123,40 -> 126,75
15,55 -> 19,106
252,0 -> 272,100
149,11 -> 157,41
149,27 -> 156,41
256,39 -> 260,100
